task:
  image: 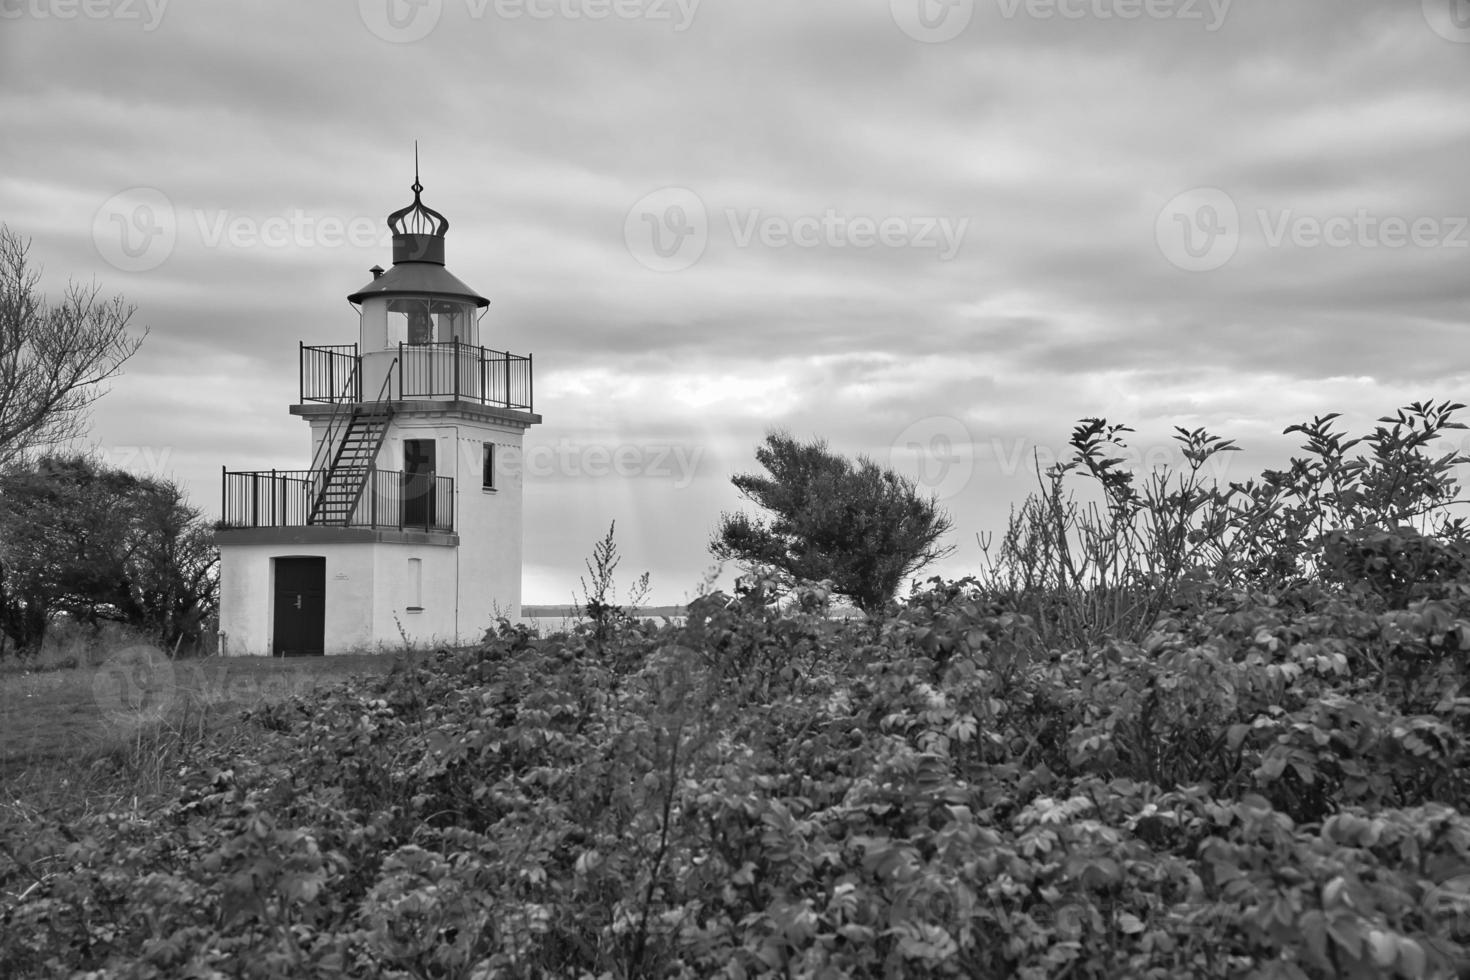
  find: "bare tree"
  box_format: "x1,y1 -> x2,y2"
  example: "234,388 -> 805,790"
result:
0,225 -> 145,467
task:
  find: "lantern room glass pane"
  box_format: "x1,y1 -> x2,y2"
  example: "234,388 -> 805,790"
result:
432,300 -> 470,344
387,297 -> 433,346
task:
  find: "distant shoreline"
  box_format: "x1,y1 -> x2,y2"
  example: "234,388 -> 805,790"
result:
521,605 -> 687,619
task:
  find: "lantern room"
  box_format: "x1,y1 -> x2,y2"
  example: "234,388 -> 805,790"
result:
348,179 -> 488,354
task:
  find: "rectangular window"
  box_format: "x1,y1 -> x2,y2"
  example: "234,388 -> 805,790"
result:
482,442 -> 496,490
407,557 -> 423,611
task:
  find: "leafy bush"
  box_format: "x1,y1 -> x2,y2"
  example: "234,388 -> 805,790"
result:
978,401 -> 1470,651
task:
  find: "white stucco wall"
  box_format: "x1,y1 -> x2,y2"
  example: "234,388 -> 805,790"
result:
448,419 -> 526,632
371,411 -> 527,633
217,543 -> 274,657
217,540 -> 458,656
369,542 -> 459,649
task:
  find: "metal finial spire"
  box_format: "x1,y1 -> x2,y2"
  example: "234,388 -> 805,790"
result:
388,142 -> 448,238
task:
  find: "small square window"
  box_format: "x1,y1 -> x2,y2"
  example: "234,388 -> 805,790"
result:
482,443 -> 496,490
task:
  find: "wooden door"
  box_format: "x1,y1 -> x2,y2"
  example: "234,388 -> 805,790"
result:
272,556 -> 325,657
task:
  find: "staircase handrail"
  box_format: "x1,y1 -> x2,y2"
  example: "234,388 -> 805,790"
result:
370,356 -> 398,411
308,359 -> 361,481
307,356 -> 399,478
356,356 -> 399,486
307,356 -> 401,526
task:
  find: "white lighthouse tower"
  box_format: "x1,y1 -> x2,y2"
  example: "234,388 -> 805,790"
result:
215,168 -> 540,656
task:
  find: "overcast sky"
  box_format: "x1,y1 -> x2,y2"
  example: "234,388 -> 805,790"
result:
1,0 -> 1467,605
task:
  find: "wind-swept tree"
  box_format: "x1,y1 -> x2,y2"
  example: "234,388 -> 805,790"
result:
710,431 -> 955,615
0,225 -> 145,467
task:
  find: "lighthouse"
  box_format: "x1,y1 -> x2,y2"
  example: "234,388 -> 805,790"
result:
215,168 -> 540,656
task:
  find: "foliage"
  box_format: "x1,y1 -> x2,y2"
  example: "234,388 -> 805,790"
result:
0,225 -> 145,469
980,401 -> 1470,650
712,430 -> 955,615
7,404 -> 1470,977
0,454 -> 218,655
0,587 -> 1466,976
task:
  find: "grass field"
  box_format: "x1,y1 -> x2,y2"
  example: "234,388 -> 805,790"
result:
0,609 -> 630,815
0,650 -> 428,813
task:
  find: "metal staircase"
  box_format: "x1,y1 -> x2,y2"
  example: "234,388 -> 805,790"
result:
308,406 -> 392,525
305,357 -> 398,527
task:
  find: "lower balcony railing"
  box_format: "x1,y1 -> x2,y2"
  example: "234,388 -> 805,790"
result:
220,468 -> 455,533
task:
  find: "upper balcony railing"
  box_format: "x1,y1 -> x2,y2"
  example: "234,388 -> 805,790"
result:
219,467 -> 455,533
300,342 -> 533,412
300,344 -> 361,404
